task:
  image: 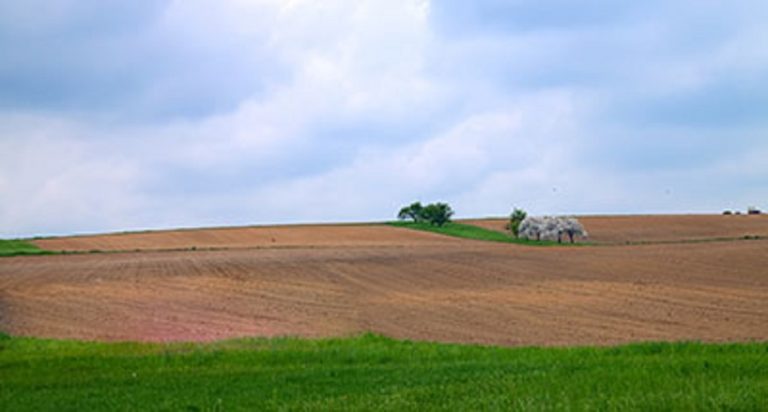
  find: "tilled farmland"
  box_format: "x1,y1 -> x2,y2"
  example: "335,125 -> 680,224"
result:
2,216 -> 767,346
465,214 -> 768,244
31,223 -> 460,252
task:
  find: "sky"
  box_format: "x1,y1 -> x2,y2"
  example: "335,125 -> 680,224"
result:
1,0 -> 767,237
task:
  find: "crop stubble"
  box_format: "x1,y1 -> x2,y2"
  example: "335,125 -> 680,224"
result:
2,218 -> 767,346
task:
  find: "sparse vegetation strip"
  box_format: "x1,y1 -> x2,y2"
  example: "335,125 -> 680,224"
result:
1,332 -> 765,411
389,221 -> 567,245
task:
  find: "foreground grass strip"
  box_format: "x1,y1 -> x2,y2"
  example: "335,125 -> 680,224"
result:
1,333 -> 766,411
389,221 -> 565,245
0,239 -> 56,257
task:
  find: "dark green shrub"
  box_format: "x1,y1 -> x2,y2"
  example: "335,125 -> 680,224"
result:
509,207 -> 527,237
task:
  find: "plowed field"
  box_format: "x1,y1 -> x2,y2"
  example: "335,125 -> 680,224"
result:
32,224 -> 459,252
464,214 -> 768,244
3,216 -> 767,346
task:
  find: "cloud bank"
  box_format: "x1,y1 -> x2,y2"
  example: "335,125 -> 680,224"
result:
1,0 -> 766,237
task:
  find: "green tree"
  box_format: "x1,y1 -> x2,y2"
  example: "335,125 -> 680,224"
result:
422,202 -> 454,227
509,208 -> 527,237
397,202 -> 425,222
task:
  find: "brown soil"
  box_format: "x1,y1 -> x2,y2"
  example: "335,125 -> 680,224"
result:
32,224 -> 459,252
464,214 -> 768,244
3,221 -> 767,346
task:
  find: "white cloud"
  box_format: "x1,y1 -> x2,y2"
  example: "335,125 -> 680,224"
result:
1,0 -> 767,236
0,115 -> 147,237
241,90 -> 587,222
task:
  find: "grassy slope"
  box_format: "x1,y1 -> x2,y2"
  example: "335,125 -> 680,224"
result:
1,333 -> 765,411
0,239 -> 54,257
388,221 -> 564,246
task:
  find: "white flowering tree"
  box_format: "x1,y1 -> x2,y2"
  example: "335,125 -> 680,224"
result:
517,216 -> 588,243
560,217 -> 587,243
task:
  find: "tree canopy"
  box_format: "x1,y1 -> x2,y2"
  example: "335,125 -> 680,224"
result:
397,202 -> 454,227
517,216 -> 588,243
398,202 -> 425,222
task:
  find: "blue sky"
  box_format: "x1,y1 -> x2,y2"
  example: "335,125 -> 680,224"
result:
1,0 -> 767,237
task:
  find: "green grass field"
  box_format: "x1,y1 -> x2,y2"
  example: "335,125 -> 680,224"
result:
0,239 -> 54,257
1,332 -> 765,411
388,221 -> 567,246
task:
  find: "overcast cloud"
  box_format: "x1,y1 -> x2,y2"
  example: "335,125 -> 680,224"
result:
1,0 -> 767,237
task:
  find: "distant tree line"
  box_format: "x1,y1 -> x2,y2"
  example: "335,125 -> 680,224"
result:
724,206 -> 762,215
